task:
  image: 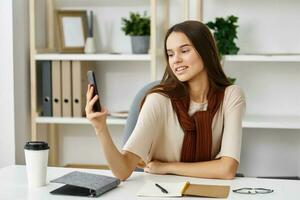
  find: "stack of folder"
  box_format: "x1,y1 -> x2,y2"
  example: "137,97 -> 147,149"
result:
38,60 -> 91,118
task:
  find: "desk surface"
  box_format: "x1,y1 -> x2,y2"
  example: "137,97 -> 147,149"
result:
0,165 -> 299,200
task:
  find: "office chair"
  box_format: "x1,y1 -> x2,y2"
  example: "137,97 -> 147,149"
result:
121,81 -> 160,146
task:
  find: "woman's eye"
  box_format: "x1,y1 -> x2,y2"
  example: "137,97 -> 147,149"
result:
167,53 -> 174,57
182,49 -> 190,53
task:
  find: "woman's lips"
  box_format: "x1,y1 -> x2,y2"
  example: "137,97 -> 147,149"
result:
175,66 -> 188,74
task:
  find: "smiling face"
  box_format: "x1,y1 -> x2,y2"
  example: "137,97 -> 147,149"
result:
166,31 -> 206,83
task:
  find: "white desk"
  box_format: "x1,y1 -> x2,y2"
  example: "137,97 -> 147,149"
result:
0,165 -> 299,199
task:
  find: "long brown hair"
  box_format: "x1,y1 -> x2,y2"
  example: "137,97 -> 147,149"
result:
142,20 -> 231,106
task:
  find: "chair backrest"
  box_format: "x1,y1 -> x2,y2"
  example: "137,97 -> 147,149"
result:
121,81 -> 160,146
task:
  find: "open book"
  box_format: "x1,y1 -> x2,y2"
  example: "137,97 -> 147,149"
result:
137,181 -> 230,198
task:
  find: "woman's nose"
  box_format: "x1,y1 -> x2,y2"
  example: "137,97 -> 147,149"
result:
174,53 -> 182,63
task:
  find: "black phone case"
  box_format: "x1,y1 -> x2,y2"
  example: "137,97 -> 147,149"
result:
87,71 -> 101,112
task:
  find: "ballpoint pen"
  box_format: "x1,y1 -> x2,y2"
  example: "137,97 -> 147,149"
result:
155,183 -> 168,194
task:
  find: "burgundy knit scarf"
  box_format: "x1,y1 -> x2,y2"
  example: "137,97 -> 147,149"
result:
170,89 -> 225,162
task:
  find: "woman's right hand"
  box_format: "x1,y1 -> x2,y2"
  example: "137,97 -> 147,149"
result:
85,84 -> 108,133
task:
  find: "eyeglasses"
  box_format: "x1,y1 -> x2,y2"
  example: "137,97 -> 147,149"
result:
233,187 -> 274,195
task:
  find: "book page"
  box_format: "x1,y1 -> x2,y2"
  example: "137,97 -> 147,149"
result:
137,181 -> 186,197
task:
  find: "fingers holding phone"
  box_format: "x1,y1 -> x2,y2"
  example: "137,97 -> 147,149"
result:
85,71 -> 107,132
86,71 -> 103,114
86,85 -> 101,112
86,84 -> 94,105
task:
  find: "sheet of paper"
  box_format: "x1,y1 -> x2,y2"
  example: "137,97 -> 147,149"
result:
137,181 -> 186,197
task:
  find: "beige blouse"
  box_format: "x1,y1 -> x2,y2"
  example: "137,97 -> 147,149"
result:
123,85 -> 246,166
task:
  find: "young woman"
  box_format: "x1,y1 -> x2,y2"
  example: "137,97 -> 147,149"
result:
86,20 -> 246,181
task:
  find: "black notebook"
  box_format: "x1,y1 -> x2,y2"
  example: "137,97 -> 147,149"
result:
50,171 -> 121,197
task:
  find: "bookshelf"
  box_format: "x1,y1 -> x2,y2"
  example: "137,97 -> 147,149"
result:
223,55 -> 300,132
208,0 -> 300,176
29,0 -> 172,166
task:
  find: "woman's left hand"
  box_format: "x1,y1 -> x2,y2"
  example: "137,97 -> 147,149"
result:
144,160 -> 169,174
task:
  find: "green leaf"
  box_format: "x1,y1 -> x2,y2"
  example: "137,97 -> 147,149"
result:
206,15 -> 239,56
227,77 -> 236,84
121,12 -> 150,36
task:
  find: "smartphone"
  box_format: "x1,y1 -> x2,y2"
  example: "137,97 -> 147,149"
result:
87,70 -> 102,112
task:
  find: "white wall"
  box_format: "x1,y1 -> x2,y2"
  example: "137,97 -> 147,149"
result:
0,0 -> 30,168
0,1 -> 16,168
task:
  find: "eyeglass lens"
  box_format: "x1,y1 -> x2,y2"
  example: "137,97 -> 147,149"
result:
233,187 -> 274,194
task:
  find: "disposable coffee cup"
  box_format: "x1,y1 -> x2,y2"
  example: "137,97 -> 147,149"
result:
24,141 -> 50,187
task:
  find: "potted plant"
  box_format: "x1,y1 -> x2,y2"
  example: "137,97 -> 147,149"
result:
206,15 -> 239,84
121,12 -> 150,54
206,15 -> 239,58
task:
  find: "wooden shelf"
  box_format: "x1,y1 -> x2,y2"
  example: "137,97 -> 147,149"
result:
36,115 -> 300,129
28,0 -> 165,166
224,54 -> 300,62
35,116 -> 127,125
243,115 -> 300,129
35,53 -> 151,61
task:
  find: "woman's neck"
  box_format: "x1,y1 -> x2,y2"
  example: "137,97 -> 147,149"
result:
188,72 -> 209,103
